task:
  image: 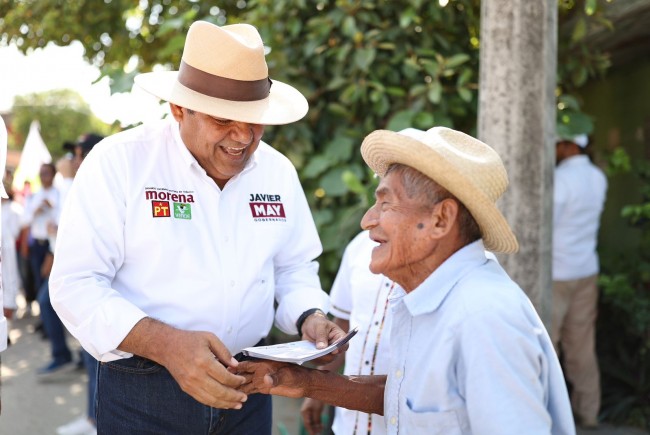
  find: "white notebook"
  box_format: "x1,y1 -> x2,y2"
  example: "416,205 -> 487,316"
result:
241,327 -> 359,365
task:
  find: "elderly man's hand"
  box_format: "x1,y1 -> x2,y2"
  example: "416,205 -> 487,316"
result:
300,313 -> 348,364
236,360 -> 309,398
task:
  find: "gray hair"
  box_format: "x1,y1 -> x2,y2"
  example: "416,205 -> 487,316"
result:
385,163 -> 481,246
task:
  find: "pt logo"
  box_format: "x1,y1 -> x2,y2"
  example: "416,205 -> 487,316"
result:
152,201 -> 170,217
174,202 -> 192,220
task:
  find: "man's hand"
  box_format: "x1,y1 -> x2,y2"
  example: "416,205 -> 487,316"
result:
300,313 -> 347,359
301,397 -> 326,435
119,318 -> 247,409
236,360 -> 310,398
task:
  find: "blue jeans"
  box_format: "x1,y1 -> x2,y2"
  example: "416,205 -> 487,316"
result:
83,349 -> 99,422
97,356 -> 272,434
37,280 -> 72,363
28,240 -> 49,292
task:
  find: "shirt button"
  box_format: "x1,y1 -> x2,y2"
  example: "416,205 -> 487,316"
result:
395,370 -> 403,378
230,281 -> 235,287
224,236 -> 229,242
365,361 -> 369,365
227,327 -> 232,333
374,321 -> 379,326
390,416 -> 396,425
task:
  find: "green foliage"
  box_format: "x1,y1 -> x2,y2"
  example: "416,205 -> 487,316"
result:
238,0 -> 481,287
10,89 -> 112,158
598,149 -> 650,429
557,0 -> 613,129
1,1 -> 619,291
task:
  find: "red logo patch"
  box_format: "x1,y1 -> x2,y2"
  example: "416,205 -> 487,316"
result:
152,201 -> 171,217
249,202 -> 286,218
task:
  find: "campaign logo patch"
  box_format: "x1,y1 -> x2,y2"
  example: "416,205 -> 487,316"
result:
174,202 -> 192,220
152,201 -> 171,217
145,187 -> 196,220
249,203 -> 286,218
248,193 -> 286,222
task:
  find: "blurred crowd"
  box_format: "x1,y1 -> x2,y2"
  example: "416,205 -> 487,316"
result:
3,133 -> 103,435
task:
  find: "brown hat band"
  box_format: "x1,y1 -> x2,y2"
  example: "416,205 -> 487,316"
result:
178,61 -> 272,102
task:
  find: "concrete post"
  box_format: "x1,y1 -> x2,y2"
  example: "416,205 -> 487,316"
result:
477,0 -> 557,327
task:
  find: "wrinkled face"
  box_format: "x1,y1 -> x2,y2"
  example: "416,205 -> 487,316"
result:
360,171 -> 436,282
171,104 -> 265,188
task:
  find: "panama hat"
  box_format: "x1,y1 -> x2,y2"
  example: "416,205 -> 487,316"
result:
360,127 -> 519,254
134,21 -> 308,125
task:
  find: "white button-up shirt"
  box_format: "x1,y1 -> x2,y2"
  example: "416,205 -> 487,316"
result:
50,119 -> 329,361
330,230 -> 390,435
384,241 -> 574,434
553,155 -> 607,281
23,186 -> 59,240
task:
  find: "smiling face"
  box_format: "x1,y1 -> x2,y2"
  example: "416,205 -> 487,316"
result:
360,170 -> 441,290
170,103 -> 265,188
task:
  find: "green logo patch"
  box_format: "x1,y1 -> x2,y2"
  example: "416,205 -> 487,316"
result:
174,202 -> 192,220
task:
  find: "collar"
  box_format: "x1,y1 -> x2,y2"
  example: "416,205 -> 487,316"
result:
170,119 -> 198,168
402,240 -> 490,316
170,119 -> 259,179
558,154 -> 589,168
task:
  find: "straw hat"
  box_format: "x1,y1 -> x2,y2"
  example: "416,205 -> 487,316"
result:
360,127 -> 519,254
135,21 -> 308,125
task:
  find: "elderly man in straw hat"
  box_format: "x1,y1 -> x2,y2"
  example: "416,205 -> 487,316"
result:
236,128 -> 575,434
50,21 -> 345,434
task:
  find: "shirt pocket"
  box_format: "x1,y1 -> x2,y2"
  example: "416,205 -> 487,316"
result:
402,405 -> 467,434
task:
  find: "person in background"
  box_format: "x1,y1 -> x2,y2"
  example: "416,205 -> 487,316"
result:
2,170 -> 23,342
22,163 -> 76,376
1,115 -> 10,356
301,230 -> 391,435
66,133 -> 105,175
55,133 -> 104,435
16,179 -> 37,315
50,21 -> 344,434
237,127 -> 575,434
21,163 -> 58,301
56,133 -> 104,435
552,133 -> 608,429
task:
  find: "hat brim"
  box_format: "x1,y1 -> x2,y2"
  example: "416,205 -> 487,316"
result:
361,130 -> 519,254
134,71 -> 308,125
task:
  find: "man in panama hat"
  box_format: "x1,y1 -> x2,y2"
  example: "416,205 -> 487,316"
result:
237,127 -> 575,434
50,21 -> 344,434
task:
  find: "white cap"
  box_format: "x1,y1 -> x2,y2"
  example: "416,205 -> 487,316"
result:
571,134 -> 589,148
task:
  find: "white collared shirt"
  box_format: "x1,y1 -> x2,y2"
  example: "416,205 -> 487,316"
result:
50,119 -> 329,361
553,155 -> 607,281
23,186 -> 59,240
384,241 -> 574,434
330,231 -> 390,435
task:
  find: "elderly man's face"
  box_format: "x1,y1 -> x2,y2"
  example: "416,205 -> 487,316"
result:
171,104 -> 265,188
360,171 -> 436,285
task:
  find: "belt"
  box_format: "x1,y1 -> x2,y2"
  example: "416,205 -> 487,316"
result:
32,239 -> 49,246
234,338 -> 266,362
